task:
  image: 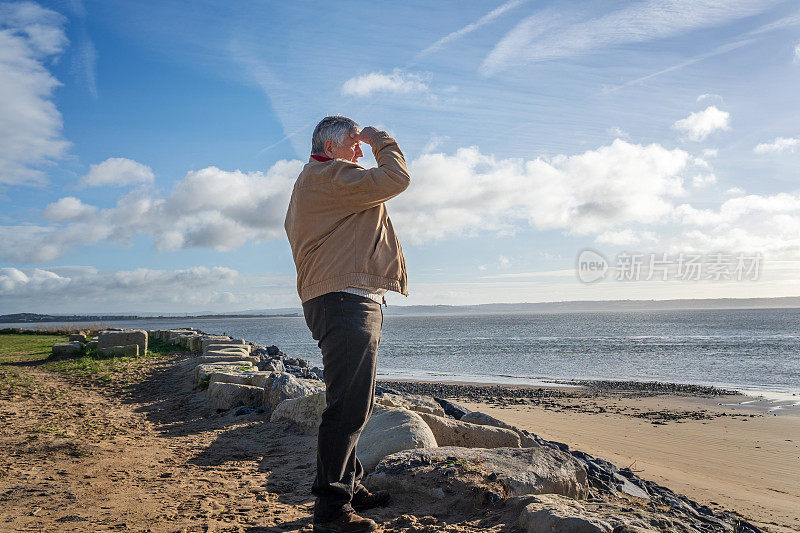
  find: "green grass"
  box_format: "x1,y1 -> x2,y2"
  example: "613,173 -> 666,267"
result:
0,333 -> 181,385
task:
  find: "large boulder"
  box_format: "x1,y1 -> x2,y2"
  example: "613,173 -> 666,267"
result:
417,412 -> 522,448
187,335 -> 203,354
68,333 -> 86,342
377,393 -> 445,416
270,391 -> 327,433
209,370 -> 273,388
517,495 -> 663,533
460,410 -> 514,429
193,362 -> 255,386
357,406 -> 438,472
264,373 -> 324,411
98,330 -> 147,356
98,345 -> 139,358
206,382 -> 263,410
366,447 -> 588,503
205,346 -> 251,358
196,354 -> 260,365
202,339 -> 248,354
51,341 -> 84,359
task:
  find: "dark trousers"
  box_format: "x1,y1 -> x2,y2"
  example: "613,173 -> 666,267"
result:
302,291 -> 383,522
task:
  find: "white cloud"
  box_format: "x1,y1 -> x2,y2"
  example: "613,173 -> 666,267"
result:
341,69 -> 429,98
391,139 -> 690,243
0,265 -> 239,311
673,106 -> 731,141
482,0 -> 778,74
418,0 -> 525,57
703,148 -> 718,157
498,255 -> 511,269
673,193 -> 800,256
753,136 -> 799,154
697,93 -> 723,103
795,42 -> 800,62
0,158 -> 303,263
80,157 -> 155,187
0,1 -> 70,186
726,187 -> 745,195
42,196 -> 97,222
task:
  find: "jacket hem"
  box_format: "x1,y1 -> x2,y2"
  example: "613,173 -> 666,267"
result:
300,273 -> 407,303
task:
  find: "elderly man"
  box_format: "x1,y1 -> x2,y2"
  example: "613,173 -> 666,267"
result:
284,115 -> 410,533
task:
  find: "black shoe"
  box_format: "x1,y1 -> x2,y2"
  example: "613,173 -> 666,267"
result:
313,511 -> 377,533
352,490 -> 391,511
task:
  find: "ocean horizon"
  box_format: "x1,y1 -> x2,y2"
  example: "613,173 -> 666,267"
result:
4,307 -> 799,402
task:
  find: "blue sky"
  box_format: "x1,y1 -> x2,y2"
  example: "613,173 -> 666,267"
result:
1,0 -> 800,313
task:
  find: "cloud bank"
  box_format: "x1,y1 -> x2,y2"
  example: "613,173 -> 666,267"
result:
0,1 -> 70,186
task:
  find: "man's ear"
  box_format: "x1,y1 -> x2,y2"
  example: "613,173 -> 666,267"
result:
324,139 -> 334,158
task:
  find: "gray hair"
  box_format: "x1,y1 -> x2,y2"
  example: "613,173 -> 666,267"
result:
311,115 -> 359,154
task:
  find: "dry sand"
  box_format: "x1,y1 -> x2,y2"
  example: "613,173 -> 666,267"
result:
459,391 -> 800,533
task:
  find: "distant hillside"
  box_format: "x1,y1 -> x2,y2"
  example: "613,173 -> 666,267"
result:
4,297 -> 800,323
381,297 -> 800,315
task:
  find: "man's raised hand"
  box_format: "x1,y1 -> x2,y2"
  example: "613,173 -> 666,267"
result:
351,126 -> 381,146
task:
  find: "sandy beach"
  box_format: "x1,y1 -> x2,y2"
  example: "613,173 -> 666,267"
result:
382,380 -> 800,533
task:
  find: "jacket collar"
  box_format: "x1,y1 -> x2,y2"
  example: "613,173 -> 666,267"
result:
310,154 -> 332,162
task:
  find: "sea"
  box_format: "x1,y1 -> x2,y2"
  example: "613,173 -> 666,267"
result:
3,308 -> 799,403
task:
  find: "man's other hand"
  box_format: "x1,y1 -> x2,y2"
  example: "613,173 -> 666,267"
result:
351,126 -> 381,146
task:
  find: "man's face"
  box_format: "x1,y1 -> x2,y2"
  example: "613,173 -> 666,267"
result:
326,133 -> 363,163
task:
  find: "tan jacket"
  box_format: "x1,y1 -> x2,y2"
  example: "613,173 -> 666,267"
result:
284,131 -> 410,303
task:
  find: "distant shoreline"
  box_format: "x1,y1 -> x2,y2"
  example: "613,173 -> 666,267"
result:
5,295 -> 800,320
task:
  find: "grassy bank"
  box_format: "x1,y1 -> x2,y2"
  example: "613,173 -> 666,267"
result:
0,333 -> 180,389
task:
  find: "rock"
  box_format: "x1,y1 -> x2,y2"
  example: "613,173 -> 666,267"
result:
416,412 -> 522,448
167,329 -> 195,343
206,382 -> 263,410
516,495 -> 662,533
98,330 -> 148,356
235,406 -> 257,416
265,373 -> 324,411
97,345 -> 139,358
205,346 -> 251,358
377,393 -> 446,417
68,333 -> 86,343
259,359 -> 285,373
357,406 -> 438,472
196,354 -> 260,365
202,339 -> 248,354
519,495 -> 613,533
461,410 -> 514,429
270,391 -> 327,433
308,366 -> 324,380
434,398 -> 470,419
85,340 -> 98,351
193,362 -> 255,386
367,447 -> 587,501
266,345 -> 284,357
200,336 -> 230,351
51,342 -> 84,359
209,371 -> 252,386
209,370 -> 273,389
188,335 -> 203,354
